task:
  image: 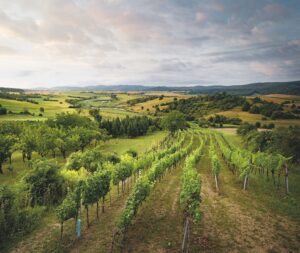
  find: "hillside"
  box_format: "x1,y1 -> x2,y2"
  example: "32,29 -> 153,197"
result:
43,80 -> 300,95
0,87 -> 24,93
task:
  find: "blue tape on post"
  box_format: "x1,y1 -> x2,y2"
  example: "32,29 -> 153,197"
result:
76,219 -> 81,238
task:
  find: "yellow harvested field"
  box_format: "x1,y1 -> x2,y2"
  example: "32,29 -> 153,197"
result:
213,128 -> 237,135
131,94 -> 190,112
259,94 -> 300,105
211,108 -> 300,127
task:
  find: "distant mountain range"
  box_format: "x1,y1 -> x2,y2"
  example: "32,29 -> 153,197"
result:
45,81 -> 300,95
2,80 -> 299,96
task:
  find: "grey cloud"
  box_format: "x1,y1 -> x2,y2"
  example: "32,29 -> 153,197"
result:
0,0 -> 299,87
210,40 -> 300,64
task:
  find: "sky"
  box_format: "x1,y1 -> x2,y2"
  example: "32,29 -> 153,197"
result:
0,0 -> 299,88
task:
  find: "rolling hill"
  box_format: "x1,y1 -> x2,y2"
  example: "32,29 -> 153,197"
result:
44,80 -> 300,95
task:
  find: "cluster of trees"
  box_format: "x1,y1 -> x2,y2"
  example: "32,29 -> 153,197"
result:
242,97 -> 300,119
198,115 -> 242,128
0,113 -> 109,174
0,92 -> 40,104
100,116 -> 160,137
0,104 -> 45,117
162,93 -> 246,118
126,95 -> 159,106
237,125 -> 300,162
1,139 -> 141,242
0,158 -> 67,245
0,184 -> 45,245
65,95 -> 98,108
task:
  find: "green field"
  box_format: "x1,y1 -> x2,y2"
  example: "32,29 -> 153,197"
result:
0,92 -> 144,121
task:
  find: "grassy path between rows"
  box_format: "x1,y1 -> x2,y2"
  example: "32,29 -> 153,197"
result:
191,142 -> 300,252
120,133 -> 197,252
122,162 -> 184,253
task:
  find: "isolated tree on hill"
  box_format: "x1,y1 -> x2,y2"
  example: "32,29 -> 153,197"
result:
161,111 -> 187,133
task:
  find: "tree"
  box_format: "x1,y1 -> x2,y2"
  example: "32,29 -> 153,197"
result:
89,108 -> 102,125
66,148 -> 106,173
24,159 -> 64,206
80,148 -> 105,173
20,126 -> 37,161
0,185 -> 17,242
242,101 -> 251,111
47,112 -> 95,129
0,135 -> 17,174
55,128 -> 80,159
35,125 -> 58,157
71,127 -> 100,151
39,107 -> 45,113
161,111 -> 187,133
237,123 -> 257,137
0,107 -> 7,115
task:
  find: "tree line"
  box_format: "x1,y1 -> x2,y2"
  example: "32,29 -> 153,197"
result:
162,92 -> 246,119
100,115 -> 160,137
242,97 -> 300,120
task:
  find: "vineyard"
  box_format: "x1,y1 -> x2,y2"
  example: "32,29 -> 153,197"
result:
1,124 -> 299,253
1,0 -> 300,251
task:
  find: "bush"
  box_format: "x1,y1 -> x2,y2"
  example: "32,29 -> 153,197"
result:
24,159 -> 65,206
0,186 -> 45,245
126,149 -> 138,158
237,123 -> 257,136
0,107 -> 7,115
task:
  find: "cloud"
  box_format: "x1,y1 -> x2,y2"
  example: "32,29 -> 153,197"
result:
0,0 -> 299,87
209,2 -> 224,12
195,11 -> 207,23
261,4 -> 288,21
250,62 -> 279,76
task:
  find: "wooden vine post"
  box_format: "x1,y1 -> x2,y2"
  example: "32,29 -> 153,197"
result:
284,162 -> 289,194
181,217 -> 190,253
